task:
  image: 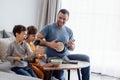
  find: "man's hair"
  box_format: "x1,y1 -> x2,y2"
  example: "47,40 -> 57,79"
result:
27,25 -> 37,35
13,25 -> 26,37
58,9 -> 69,16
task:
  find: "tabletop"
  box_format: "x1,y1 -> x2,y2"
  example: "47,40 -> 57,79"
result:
43,60 -> 89,71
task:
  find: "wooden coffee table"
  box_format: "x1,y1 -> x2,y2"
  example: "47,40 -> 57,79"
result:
43,60 -> 89,80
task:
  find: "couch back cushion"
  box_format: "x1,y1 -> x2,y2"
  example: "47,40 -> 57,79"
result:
3,30 -> 14,38
0,30 -> 3,38
0,37 -> 15,60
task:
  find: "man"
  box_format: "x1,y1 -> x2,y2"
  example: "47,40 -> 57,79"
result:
38,9 -> 90,80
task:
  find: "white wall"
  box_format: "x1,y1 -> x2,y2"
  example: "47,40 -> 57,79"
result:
0,0 -> 40,31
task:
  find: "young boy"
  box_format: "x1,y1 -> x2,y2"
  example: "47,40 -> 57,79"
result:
6,25 -> 37,77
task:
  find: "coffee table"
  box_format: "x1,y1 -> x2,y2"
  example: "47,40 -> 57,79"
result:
43,60 -> 89,80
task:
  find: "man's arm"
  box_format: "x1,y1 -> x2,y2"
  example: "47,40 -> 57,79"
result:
37,33 -> 59,50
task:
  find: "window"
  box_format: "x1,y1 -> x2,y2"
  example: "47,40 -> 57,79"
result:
62,0 -> 120,78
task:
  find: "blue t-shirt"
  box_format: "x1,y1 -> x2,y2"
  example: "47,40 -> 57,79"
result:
40,23 -> 74,58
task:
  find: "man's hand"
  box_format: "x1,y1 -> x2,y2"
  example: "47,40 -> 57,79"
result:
46,39 -> 59,50
66,40 -> 75,51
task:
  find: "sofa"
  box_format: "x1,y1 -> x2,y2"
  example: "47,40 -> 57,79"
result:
0,30 -> 15,72
0,71 -> 41,80
0,30 -> 40,80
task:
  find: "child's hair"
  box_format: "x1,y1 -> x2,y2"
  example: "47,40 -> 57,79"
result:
13,25 -> 26,37
27,25 -> 37,35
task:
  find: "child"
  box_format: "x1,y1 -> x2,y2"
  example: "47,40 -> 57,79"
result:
26,25 -> 52,80
6,25 -> 37,77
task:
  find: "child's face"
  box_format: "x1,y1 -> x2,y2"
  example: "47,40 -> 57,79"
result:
27,34 -> 37,42
16,31 -> 27,42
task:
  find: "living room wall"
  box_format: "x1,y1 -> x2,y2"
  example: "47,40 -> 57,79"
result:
0,0 -> 40,32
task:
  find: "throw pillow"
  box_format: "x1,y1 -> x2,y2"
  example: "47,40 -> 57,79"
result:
0,37 -> 15,60
0,30 -> 3,38
3,30 -> 14,38
0,61 -> 13,72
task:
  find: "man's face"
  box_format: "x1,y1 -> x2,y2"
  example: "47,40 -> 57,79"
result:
56,12 -> 69,28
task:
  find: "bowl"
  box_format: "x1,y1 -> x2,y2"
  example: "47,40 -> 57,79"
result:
51,59 -> 62,67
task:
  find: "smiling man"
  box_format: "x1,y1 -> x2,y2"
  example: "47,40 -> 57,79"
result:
38,9 -> 90,80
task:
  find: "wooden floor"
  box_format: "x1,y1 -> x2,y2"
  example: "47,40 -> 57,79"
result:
67,70 -> 120,80
51,70 -> 120,80
90,72 -> 120,80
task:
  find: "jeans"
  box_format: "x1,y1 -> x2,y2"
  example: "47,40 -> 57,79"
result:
52,54 -> 90,80
52,70 -> 65,80
11,66 -> 37,77
67,54 -> 90,80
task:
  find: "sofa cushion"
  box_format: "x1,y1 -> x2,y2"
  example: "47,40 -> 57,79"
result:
0,61 -> 13,72
3,30 -> 14,38
0,30 -> 3,38
0,37 -> 15,60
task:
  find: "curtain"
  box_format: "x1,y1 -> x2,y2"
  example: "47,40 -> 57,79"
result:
36,0 -> 61,31
62,0 -> 120,78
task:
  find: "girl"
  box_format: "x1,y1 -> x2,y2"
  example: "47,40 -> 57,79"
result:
26,26 -> 52,80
